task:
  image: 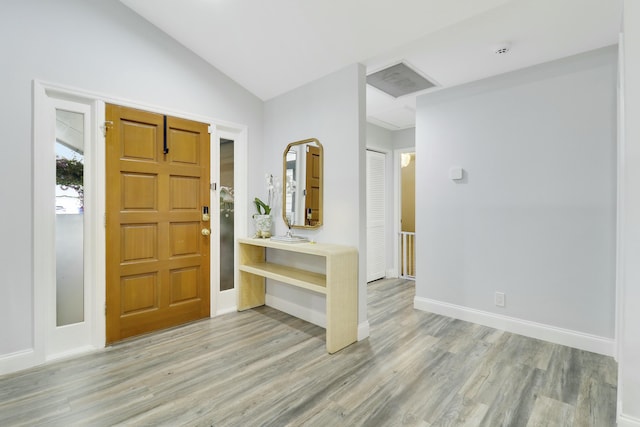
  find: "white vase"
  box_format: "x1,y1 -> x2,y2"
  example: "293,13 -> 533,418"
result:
253,214 -> 272,238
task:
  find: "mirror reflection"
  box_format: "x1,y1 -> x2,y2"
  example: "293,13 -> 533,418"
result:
283,138 -> 323,229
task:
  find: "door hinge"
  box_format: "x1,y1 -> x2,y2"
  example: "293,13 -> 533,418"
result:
104,213 -> 107,228
211,182 -> 217,191
208,125 -> 215,134
102,121 -> 113,137
105,303 -> 107,315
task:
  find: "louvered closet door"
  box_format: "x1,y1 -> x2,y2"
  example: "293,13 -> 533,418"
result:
366,150 -> 386,282
105,104 -> 211,343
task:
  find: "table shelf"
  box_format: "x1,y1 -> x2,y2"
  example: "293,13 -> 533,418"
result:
237,238 -> 358,353
239,262 -> 327,294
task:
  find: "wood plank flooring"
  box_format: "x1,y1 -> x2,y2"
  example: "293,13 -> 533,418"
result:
0,279 -> 617,426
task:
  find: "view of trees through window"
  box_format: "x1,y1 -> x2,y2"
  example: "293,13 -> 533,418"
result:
56,142 -> 84,214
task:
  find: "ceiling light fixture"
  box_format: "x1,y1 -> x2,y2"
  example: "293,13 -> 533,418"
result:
401,153 -> 412,168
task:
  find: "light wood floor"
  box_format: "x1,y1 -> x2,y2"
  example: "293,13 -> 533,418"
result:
0,279 -> 617,426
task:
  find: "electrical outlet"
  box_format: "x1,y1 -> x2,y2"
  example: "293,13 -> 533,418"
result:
495,292 -> 505,307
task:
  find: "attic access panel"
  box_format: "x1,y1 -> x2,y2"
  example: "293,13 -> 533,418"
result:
367,62 -> 436,98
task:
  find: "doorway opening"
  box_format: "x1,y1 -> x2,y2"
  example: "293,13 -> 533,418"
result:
400,152 -> 415,279
395,149 -> 415,280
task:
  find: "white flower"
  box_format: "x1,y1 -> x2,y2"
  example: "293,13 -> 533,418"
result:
286,175 -> 297,194
259,174 -> 282,214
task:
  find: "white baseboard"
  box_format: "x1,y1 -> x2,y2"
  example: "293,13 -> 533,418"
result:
265,294 -> 326,328
47,345 -> 96,362
358,321 -> 370,341
265,294 -> 368,342
618,413 -> 640,427
0,348 -> 41,376
414,297 -> 615,356
215,289 -> 237,316
215,306 -> 237,316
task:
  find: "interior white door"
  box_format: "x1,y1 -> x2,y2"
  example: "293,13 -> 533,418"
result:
366,150 -> 386,282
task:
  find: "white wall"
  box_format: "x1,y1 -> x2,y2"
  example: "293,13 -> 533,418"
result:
619,0 -> 640,423
392,127 -> 416,150
366,123 -> 393,151
415,47 -> 617,351
263,65 -> 368,334
0,0 -> 263,358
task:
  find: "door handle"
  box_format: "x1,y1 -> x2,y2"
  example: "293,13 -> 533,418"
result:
201,228 -> 211,236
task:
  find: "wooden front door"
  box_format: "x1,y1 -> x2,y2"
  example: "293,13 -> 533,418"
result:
305,145 -> 321,226
105,104 -> 211,343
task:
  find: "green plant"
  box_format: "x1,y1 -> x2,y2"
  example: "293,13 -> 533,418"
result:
253,197 -> 271,215
56,157 -> 84,204
254,174 -> 280,216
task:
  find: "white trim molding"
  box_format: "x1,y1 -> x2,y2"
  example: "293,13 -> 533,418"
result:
213,128 -> 246,318
618,413 -> 640,427
32,81 -> 106,369
357,321 -> 370,341
414,296 -> 615,356
215,306 -> 238,316
0,349 -> 38,376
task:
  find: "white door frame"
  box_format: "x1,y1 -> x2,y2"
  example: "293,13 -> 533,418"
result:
31,80 -> 248,370
212,127 -> 246,315
34,82 -> 106,362
47,98 -> 96,358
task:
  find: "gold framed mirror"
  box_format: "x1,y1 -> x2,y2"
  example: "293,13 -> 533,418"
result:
282,138 -> 323,229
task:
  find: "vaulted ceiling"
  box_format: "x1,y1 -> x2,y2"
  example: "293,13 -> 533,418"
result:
120,0 -> 622,130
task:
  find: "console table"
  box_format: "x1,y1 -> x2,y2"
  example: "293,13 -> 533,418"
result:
237,238 -> 358,353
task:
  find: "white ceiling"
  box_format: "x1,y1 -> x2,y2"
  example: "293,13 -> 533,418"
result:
119,0 -> 622,130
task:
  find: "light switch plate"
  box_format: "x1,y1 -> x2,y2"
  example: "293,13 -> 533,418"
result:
450,166 -> 463,180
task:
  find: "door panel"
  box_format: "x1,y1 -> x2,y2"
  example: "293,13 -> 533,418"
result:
305,145 -> 321,226
122,173 -> 157,210
366,150 -> 386,282
106,104 -> 210,343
